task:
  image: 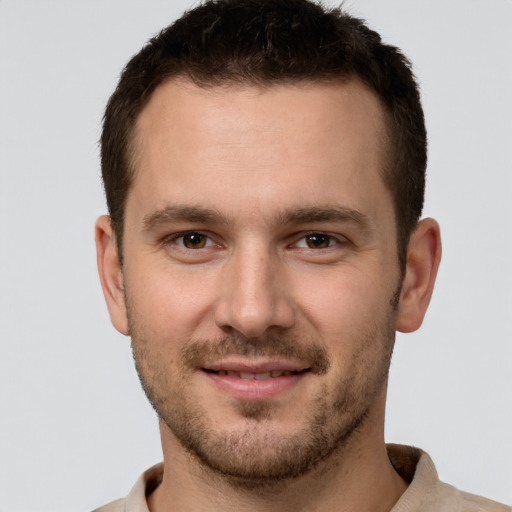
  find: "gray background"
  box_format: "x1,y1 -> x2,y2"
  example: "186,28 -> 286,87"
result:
0,1 -> 511,510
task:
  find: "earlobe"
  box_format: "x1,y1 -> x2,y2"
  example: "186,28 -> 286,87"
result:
95,215 -> 129,336
396,218 -> 442,333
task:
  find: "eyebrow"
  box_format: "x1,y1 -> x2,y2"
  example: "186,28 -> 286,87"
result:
142,204 -> 371,233
276,206 -> 370,230
142,205 -> 229,230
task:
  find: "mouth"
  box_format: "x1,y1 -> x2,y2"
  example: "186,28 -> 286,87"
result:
203,368 -> 309,380
201,362 -> 311,400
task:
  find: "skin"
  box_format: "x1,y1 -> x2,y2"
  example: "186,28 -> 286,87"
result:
96,79 -> 441,512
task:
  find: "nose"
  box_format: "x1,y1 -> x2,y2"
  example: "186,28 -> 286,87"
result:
214,244 -> 296,338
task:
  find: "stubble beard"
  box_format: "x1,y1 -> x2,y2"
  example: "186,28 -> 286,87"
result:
128,306 -> 396,488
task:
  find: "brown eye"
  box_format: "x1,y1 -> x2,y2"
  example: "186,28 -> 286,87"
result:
305,234 -> 332,249
181,232 -> 208,249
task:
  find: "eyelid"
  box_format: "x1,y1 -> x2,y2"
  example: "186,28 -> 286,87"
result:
160,230 -> 349,250
290,231 -> 349,249
162,230 -> 218,249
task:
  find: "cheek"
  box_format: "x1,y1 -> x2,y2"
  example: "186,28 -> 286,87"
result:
293,270 -> 397,393
293,265 -> 394,339
124,258 -> 219,338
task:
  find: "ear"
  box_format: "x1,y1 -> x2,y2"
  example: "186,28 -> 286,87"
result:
396,218 -> 442,333
95,215 -> 129,335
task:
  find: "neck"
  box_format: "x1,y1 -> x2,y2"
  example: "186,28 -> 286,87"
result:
148,393 -> 408,512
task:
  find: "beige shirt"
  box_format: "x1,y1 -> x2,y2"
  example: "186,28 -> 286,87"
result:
93,445 -> 511,512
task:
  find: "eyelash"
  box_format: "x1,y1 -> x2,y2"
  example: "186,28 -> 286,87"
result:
292,232 -> 346,250
163,231 -> 347,251
165,231 -> 217,250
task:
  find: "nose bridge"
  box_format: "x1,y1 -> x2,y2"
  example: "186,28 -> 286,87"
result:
214,239 -> 295,337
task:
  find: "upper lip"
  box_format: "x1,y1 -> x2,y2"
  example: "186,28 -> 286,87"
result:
202,358 -> 310,374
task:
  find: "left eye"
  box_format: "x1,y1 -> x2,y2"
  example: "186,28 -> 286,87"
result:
176,232 -> 213,249
295,233 -> 338,249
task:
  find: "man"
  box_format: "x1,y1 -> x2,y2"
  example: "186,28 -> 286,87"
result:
93,0 -> 509,510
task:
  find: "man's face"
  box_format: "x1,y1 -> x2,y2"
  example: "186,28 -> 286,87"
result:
115,79 -> 403,482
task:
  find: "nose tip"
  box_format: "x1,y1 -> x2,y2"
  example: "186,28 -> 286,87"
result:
216,300 -> 294,339
213,254 -> 296,338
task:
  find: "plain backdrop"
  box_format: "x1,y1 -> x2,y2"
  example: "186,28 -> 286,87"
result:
0,1 -> 511,510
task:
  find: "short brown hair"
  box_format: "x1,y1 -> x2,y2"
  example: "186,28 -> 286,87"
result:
101,0 -> 426,269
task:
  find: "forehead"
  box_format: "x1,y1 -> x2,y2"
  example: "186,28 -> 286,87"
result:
135,78 -> 389,155
129,78 -> 392,223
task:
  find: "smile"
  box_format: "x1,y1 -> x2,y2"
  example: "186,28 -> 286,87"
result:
201,365 -> 311,400
203,369 -> 305,379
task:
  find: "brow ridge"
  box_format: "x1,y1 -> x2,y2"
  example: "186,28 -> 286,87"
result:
277,206 -> 369,227
142,205 -> 229,230
142,204 -> 371,232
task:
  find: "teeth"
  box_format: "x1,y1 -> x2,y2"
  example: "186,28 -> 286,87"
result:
214,370 -> 296,379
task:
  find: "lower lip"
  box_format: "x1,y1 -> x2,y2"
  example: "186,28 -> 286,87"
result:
204,371 -> 306,400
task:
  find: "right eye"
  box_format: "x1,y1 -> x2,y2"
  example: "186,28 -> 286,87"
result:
174,232 -> 213,249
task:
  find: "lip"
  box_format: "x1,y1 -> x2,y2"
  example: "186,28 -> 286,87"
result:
204,357 -> 309,374
201,358 -> 310,400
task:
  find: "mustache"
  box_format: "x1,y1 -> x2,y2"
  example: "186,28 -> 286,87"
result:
181,334 -> 330,375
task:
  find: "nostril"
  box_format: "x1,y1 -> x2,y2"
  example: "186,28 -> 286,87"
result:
213,275 -> 296,338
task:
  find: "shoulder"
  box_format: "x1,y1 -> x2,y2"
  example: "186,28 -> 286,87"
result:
387,444 -> 511,512
91,497 -> 126,512
427,482 -> 511,512
90,463 -> 163,512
